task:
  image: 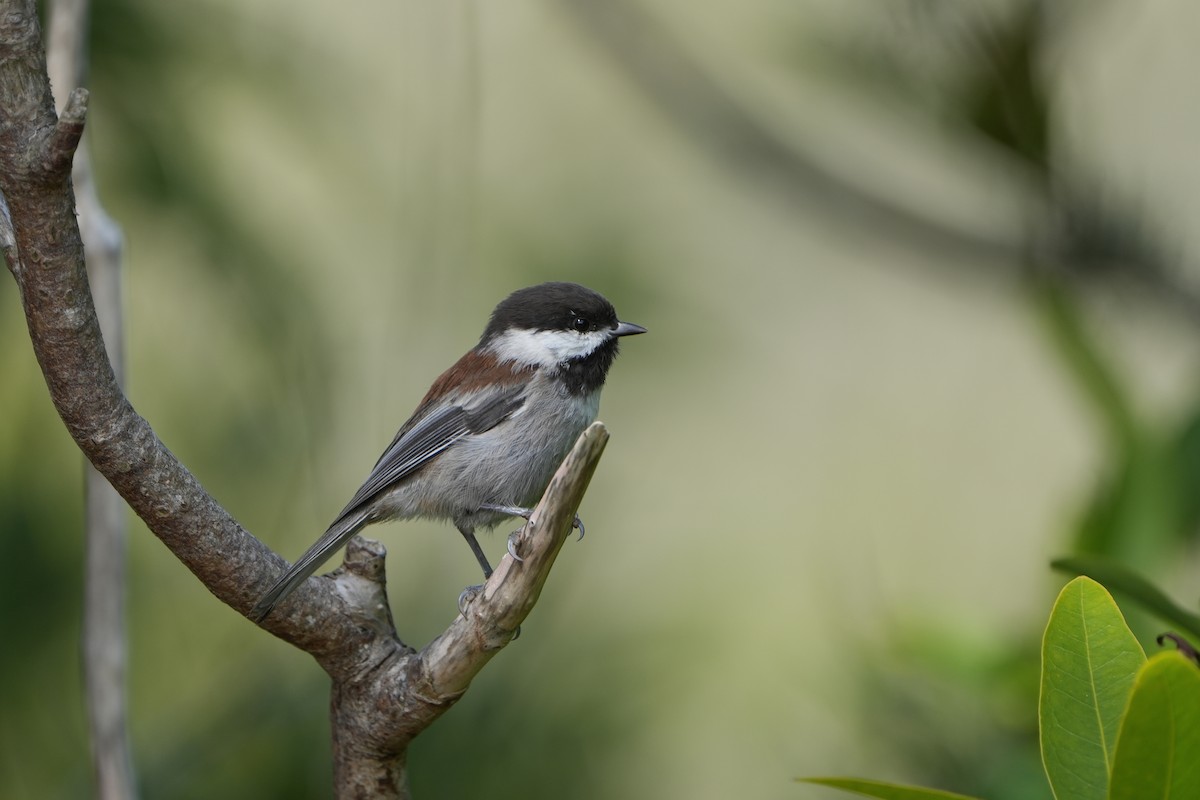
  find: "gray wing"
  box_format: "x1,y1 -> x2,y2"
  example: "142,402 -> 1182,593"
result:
248,384 -> 525,622
330,384 -> 526,527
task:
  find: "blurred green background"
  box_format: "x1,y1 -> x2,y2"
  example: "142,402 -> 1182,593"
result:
4,0 -> 1200,797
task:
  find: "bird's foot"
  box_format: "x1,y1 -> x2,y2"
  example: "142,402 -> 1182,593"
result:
507,530 -> 525,563
478,503 -> 584,540
479,503 -> 533,521
456,581 -> 520,640
457,584 -> 484,617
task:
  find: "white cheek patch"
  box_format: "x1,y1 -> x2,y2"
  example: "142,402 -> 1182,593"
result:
489,328 -> 610,367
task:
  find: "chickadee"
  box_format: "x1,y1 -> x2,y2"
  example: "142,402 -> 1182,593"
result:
250,282 -> 645,622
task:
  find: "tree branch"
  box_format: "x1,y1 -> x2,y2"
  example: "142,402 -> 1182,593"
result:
326,423 -> 609,795
47,0 -> 136,796
1,5 -> 613,796
422,423 -> 607,695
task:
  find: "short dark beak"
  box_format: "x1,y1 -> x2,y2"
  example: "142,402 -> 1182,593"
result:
614,320 -> 647,337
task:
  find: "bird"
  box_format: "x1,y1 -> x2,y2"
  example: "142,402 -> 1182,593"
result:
250,281 -> 645,622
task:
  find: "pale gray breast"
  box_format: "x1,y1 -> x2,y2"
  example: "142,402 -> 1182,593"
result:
418,375 -> 600,524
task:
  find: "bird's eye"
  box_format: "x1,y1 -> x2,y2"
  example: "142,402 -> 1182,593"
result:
572,316 -> 589,332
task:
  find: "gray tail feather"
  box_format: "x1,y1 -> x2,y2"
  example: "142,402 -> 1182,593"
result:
249,509 -> 372,623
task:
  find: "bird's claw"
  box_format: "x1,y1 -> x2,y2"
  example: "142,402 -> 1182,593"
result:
457,584 -> 484,617
458,583 -> 520,640
507,531 -> 525,563
573,514 -> 585,541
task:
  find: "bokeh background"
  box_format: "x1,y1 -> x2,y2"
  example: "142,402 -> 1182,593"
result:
4,0 -> 1200,797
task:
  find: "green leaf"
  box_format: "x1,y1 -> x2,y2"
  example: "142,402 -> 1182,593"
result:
1052,556 -> 1200,640
1108,652 -> 1200,800
799,777 -> 982,800
1040,577 -> 1146,800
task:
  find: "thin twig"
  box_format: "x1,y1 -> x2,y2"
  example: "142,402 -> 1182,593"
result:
328,423 -> 610,796
47,1 -> 136,796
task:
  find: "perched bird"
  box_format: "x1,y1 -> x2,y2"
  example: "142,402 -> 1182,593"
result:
250,282 -> 645,622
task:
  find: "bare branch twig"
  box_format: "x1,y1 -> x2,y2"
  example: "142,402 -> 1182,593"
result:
47,0 -> 136,796
327,423 -> 609,795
